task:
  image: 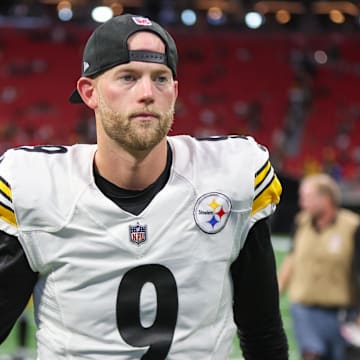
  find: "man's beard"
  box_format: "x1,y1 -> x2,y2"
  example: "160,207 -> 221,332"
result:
98,96 -> 175,153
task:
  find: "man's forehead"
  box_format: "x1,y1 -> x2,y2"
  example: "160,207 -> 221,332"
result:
127,31 -> 166,52
112,60 -> 172,74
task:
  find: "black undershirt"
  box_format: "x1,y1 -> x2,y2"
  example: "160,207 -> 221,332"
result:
94,143 -> 172,216
0,145 -> 289,358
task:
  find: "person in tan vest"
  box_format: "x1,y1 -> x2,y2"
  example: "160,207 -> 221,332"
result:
278,173 -> 360,360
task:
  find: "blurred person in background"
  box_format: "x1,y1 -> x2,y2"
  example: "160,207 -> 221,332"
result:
278,173 -> 360,360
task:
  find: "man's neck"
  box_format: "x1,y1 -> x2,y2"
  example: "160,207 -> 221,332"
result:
94,138 -> 168,190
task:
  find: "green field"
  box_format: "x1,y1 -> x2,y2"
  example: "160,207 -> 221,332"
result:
0,236 -> 300,360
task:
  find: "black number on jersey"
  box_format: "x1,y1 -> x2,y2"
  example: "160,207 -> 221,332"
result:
14,145 -> 68,154
116,264 -> 178,359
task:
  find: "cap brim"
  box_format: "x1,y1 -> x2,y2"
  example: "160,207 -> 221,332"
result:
69,89 -> 83,104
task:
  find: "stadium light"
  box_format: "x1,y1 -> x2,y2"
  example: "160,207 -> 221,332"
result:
245,11 -> 264,29
207,7 -> 226,25
58,7 -> 73,21
329,9 -> 345,24
110,2 -> 124,16
57,0 -> 73,22
181,9 -> 197,26
275,9 -> 291,24
91,6 -> 113,23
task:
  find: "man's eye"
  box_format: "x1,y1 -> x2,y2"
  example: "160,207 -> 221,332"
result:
156,75 -> 168,83
121,74 -> 135,82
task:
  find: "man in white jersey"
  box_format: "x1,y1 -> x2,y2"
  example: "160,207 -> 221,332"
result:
0,14 -> 288,359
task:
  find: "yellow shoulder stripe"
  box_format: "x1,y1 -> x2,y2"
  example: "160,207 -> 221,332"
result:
0,202 -> 17,227
255,160 -> 271,188
0,177 -> 12,201
251,175 -> 282,216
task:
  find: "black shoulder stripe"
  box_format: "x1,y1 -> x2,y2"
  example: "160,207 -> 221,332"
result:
254,174 -> 275,200
255,165 -> 272,191
0,176 -> 10,188
255,159 -> 269,177
0,188 -> 11,202
0,200 -> 14,213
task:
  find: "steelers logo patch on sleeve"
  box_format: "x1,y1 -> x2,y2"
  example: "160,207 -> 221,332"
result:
193,192 -> 232,234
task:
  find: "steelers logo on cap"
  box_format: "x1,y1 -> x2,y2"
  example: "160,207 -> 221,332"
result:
194,192 -> 232,234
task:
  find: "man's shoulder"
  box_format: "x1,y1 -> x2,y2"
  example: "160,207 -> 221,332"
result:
0,144 -> 97,231
1,143 -> 95,163
168,134 -> 269,167
338,208 -> 360,226
168,134 -> 262,148
0,144 -> 96,180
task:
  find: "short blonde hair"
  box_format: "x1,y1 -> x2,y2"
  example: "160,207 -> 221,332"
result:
301,173 -> 341,206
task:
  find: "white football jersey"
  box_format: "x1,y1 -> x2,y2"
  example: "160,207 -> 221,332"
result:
0,135 -> 281,360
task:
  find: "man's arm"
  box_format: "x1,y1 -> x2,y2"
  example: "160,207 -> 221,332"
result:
0,230 -> 38,343
230,218 -> 288,360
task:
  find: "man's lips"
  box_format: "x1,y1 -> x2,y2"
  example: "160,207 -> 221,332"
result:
130,112 -> 160,120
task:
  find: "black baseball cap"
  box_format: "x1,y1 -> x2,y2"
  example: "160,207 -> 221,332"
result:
69,14 -> 178,104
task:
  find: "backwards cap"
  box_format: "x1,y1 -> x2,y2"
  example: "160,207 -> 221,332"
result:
69,14 -> 178,103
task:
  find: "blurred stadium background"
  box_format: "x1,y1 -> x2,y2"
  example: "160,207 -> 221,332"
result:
0,0 -> 360,359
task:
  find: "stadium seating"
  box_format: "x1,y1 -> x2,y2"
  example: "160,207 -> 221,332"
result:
0,25 -> 359,180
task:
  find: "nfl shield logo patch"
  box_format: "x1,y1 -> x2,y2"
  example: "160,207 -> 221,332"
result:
129,222 -> 147,246
132,16 -> 152,26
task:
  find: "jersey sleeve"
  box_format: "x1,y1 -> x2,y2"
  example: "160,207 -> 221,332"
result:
0,152 -> 37,344
0,152 -> 18,237
249,139 -> 282,226
231,218 -> 289,359
0,230 -> 38,344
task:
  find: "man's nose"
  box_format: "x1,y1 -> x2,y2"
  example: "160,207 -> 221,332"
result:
138,77 -> 154,104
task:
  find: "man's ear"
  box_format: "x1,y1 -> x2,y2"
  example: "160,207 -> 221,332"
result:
77,77 -> 98,109
174,80 -> 179,100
